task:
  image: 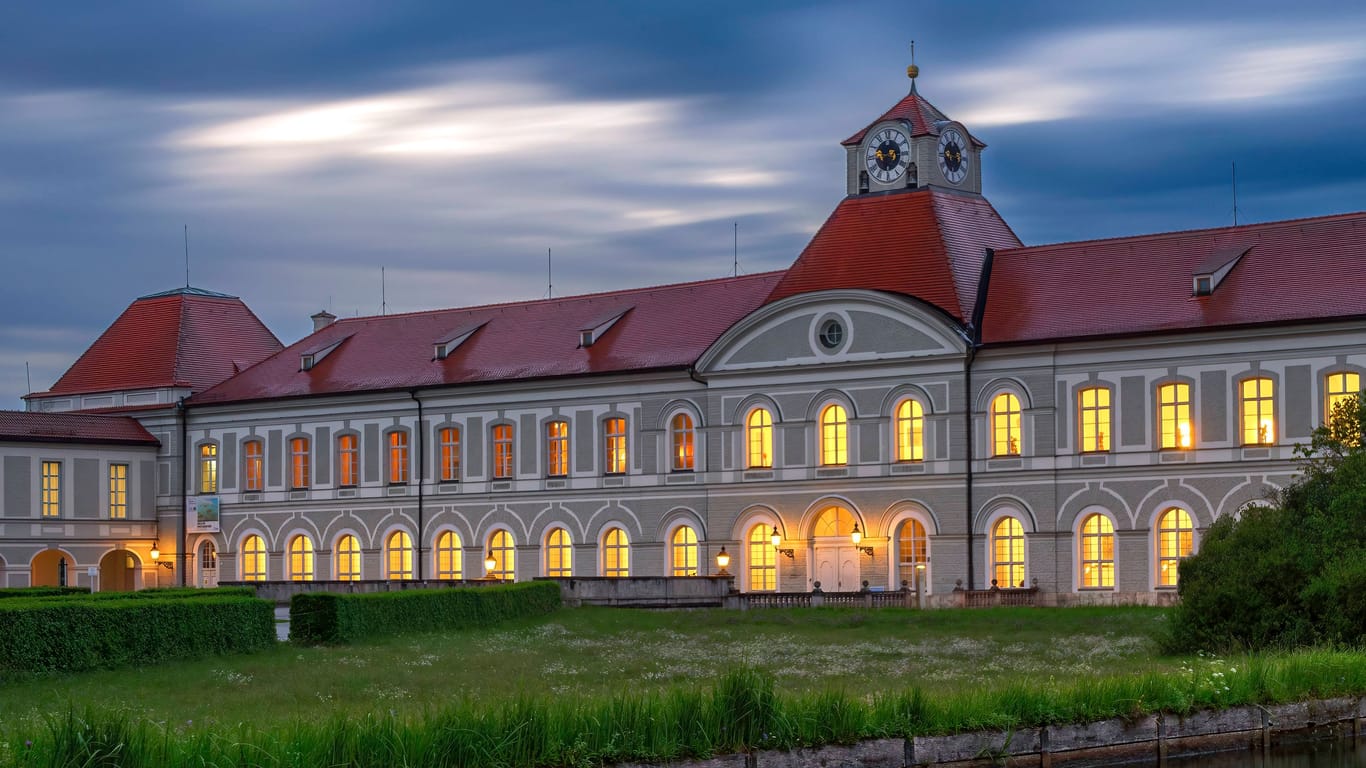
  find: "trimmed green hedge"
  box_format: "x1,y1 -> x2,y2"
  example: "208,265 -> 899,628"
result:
290,582 -> 561,644
0,586 -> 89,600
52,586 -> 258,602
0,596 -> 275,680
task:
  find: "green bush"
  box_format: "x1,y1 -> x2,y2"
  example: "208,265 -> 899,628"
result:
0,595 -> 275,680
0,586 -> 89,600
290,581 -> 561,644
59,586 -> 258,601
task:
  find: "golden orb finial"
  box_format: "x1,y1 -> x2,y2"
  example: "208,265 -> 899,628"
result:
906,40 -> 919,84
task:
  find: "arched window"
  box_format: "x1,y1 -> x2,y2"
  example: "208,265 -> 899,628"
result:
813,505 -> 857,537
897,519 -> 928,589
386,530 -> 413,580
1240,378 -> 1276,445
243,440 -> 264,491
337,435 -> 358,487
492,425 -> 514,479
602,527 -> 630,577
336,534 -> 361,581
1156,508 -> 1194,587
290,437 -> 310,489
1078,387 -> 1111,452
288,535 -> 314,582
545,527 -> 572,577
671,525 -> 699,576
991,393 -> 1021,456
746,408 -> 773,468
439,427 -> 460,482
747,524 -> 776,591
546,421 -> 569,477
1158,383 -> 1193,449
603,417 -> 628,475
991,517 -> 1025,588
241,534 -> 266,582
388,431 -> 410,484
895,400 -> 924,462
199,443 -> 219,494
670,413 -> 695,472
487,530 -> 515,581
1326,372 -> 1361,421
1078,514 -> 1114,589
435,530 -> 462,580
820,404 -> 848,466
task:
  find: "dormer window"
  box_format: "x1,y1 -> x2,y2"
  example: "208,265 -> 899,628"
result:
1193,276 -> 1213,296
300,354 -> 315,370
433,321 -> 486,360
1191,244 -> 1250,297
578,307 -> 631,348
298,334 -> 350,371
579,330 -> 595,347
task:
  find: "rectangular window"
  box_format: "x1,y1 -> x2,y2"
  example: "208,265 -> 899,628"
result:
1326,372 -> 1360,421
388,431 -> 409,484
199,443 -> 218,494
439,428 -> 460,482
493,424 -> 514,479
1240,378 -> 1275,445
1158,383 -> 1193,449
41,461 -> 61,517
290,437 -> 310,489
546,422 -> 569,477
108,463 -> 128,519
244,441 -> 264,491
337,435 -> 358,487
604,417 -> 627,474
1079,387 -> 1111,452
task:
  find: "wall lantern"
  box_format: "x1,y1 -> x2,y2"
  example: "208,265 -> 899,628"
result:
149,541 -> 174,570
715,546 -> 731,575
770,525 -> 794,559
484,552 -> 497,577
850,524 -> 874,557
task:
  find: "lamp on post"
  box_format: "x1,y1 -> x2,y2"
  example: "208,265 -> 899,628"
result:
483,551 -> 498,580
915,562 -> 927,610
770,525 -> 794,559
850,524 -> 874,557
715,546 -> 731,576
150,541 -> 173,570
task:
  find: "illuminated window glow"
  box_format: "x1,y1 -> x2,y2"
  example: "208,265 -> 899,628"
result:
492,424 -> 514,479
991,516 -> 1025,588
487,530 -> 515,580
108,463 -> 127,519
241,534 -> 266,581
547,421 -> 569,477
388,431 -> 409,484
290,437 -> 310,489
199,444 -> 219,493
244,440 -> 264,491
1157,508 -> 1194,587
991,393 -> 1022,456
746,408 -> 773,468
671,413 -> 695,471
1158,383 -> 1193,449
897,519 -> 927,588
435,530 -> 462,579
814,505 -> 856,537
545,527 -> 572,577
1327,372 -> 1361,420
670,525 -> 699,576
336,534 -> 361,581
604,417 -> 627,474
386,530 -> 413,580
747,524 -> 776,591
820,404 -> 848,465
41,461 -> 60,517
1079,387 -> 1111,452
1079,514 -> 1114,588
289,535 -> 315,581
337,435 -> 358,487
439,427 -> 460,482
603,527 -> 630,577
1241,378 -> 1276,445
896,399 -> 924,462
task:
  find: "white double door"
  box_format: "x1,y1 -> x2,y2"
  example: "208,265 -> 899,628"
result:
813,541 -> 861,592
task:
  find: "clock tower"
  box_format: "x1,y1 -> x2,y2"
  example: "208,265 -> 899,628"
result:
842,61 -> 984,196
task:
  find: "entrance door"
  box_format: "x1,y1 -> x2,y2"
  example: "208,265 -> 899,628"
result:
814,545 -> 861,591
199,541 -> 219,588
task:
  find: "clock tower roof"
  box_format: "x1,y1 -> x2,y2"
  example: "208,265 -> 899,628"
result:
842,87 -> 985,149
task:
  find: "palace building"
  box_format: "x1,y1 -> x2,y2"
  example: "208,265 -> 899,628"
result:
5,67 -> 1365,599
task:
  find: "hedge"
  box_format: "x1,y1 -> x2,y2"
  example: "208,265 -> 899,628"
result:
0,586 -> 89,600
0,595 -> 275,680
290,581 -> 562,644
46,586 -> 259,602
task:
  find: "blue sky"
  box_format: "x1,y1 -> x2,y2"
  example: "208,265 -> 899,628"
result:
4,1 -> 1366,407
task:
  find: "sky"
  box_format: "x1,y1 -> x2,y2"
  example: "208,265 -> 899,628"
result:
3,1 -> 1366,408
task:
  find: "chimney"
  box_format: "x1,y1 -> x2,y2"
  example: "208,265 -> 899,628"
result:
311,310 -> 337,333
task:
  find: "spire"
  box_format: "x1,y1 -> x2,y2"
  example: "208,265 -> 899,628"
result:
907,40 -> 919,93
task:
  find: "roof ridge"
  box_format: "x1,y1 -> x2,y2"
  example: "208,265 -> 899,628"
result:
1001,209 -> 1366,256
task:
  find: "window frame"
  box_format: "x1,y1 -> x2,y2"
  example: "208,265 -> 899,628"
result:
1157,381 -> 1194,450
387,429 -> 410,485
745,407 -> 774,469
41,460 -> 61,518
1155,507 -> 1195,588
335,533 -> 362,581
603,417 -> 628,475
198,443 -> 219,494
492,424 -> 514,479
385,529 -> 414,580
1238,377 -> 1276,446
108,462 -> 128,519
601,526 -> 630,577
990,515 -> 1025,588
288,534 -> 315,582
435,529 -> 463,580
670,525 -> 699,577
669,412 -> 696,472
240,533 -> 267,582
546,420 -> 570,478
989,392 -> 1022,457
896,517 -> 928,590
437,426 -> 461,482
894,398 -> 925,462
487,529 -> 515,581
746,522 -> 777,591
1077,513 -> 1115,590
544,526 -> 573,577
243,439 -> 265,491
819,403 -> 848,466
1326,371 -> 1361,422
336,434 -> 358,488
1077,386 -> 1112,453
290,436 -> 311,490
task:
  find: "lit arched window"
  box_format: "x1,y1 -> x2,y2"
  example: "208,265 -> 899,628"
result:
386,530 -> 413,580
746,408 -> 773,468
1326,372 -> 1361,421
336,534 -> 361,581
487,530 -> 515,581
1240,378 -> 1276,445
288,535 -> 314,582
388,431 -> 410,484
895,400 -> 924,462
243,440 -> 264,491
991,517 -> 1025,588
545,527 -> 572,577
1078,514 -> 1114,589
546,421 -> 570,477
439,428 -> 460,482
1078,387 -> 1111,452
991,393 -> 1021,456
747,524 -> 776,591
435,530 -> 462,580
813,505 -> 856,537
337,435 -> 358,487
671,413 -> 695,472
671,525 -> 699,576
603,418 -> 628,475
1158,383 -> 1193,449
820,404 -> 848,466
602,527 -> 630,577
897,519 -> 927,589
290,437 -> 310,489
199,443 -> 219,494
241,534 -> 266,582
1156,508 -> 1194,587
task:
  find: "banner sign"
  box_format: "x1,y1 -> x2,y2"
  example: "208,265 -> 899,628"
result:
187,496 -> 221,533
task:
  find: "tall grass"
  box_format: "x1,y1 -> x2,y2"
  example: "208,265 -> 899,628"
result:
7,650 -> 1366,768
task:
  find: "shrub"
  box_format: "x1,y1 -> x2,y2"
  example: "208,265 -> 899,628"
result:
59,586 -> 259,601
0,586 -> 89,600
290,581 -> 561,644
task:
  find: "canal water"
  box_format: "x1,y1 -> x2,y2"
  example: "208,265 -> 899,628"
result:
1168,739 -> 1366,766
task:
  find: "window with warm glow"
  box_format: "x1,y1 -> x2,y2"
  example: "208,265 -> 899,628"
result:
388,431 -> 409,484
1157,508 -> 1194,587
244,440 -> 264,491
747,524 -> 776,591
603,527 -> 630,576
671,525 -> 699,576
820,404 -> 848,465
108,463 -> 127,519
746,408 -> 773,468
386,530 -> 413,580
199,443 -> 218,493
289,535 -> 315,581
41,460 -> 60,517
896,399 -> 924,462
813,505 -> 856,537
1240,378 -> 1275,445
546,421 -> 569,477
435,530 -> 462,579
991,393 -> 1022,456
991,516 -> 1025,588
1079,514 -> 1114,588
670,413 -> 695,471
897,519 -> 927,588
1327,372 -> 1361,421
492,424 -> 514,479
337,435 -> 358,487
487,530 -> 515,580
336,534 -> 361,581
604,417 -> 627,474
1079,387 -> 1111,452
1158,383 -> 1193,449
545,527 -> 572,577
290,437 -> 310,489
241,534 -> 266,581
439,427 -> 460,482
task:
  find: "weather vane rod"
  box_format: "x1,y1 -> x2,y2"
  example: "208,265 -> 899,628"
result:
184,225 -> 190,288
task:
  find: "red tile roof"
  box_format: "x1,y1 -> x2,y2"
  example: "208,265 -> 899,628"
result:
191,272 -> 784,405
0,410 -> 159,446
764,188 -> 1021,321
980,211 -> 1366,345
35,287 -> 282,399
842,87 -> 984,148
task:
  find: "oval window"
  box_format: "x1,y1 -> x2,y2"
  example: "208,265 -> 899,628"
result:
818,319 -> 844,349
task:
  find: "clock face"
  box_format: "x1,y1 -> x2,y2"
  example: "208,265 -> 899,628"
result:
864,127 -> 911,184
937,127 -> 969,185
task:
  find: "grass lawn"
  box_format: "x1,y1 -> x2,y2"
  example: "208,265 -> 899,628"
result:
0,605 -> 1173,731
